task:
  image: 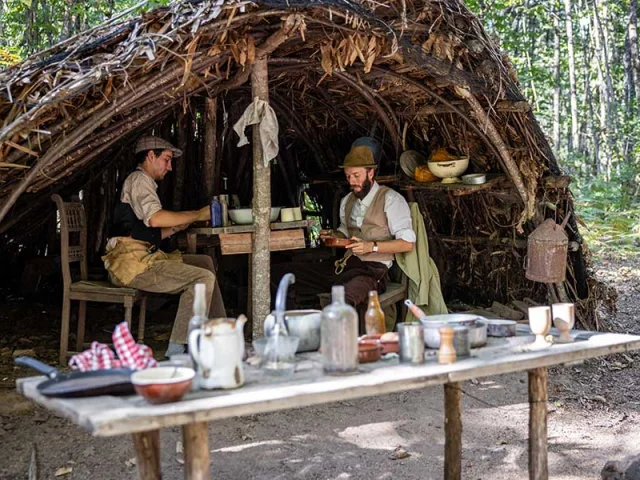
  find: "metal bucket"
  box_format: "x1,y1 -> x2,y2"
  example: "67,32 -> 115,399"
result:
525,217 -> 570,283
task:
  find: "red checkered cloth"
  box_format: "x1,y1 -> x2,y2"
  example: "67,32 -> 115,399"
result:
69,341 -> 122,371
69,322 -> 157,372
112,322 -> 157,370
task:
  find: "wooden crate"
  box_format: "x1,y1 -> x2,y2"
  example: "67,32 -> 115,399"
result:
218,229 -> 305,255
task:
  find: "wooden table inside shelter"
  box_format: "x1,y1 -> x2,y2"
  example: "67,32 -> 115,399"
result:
17,327 -> 640,480
185,220 -> 314,254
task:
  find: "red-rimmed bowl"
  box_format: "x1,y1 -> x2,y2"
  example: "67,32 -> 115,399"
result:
358,339 -> 382,363
323,237 -> 353,248
131,367 -> 195,404
361,334 -> 399,354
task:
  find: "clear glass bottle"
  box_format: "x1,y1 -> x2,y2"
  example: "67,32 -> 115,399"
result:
188,283 -> 208,390
364,290 -> 386,336
321,285 -> 359,374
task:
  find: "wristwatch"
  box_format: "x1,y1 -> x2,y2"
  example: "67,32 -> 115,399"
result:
372,241 -> 379,253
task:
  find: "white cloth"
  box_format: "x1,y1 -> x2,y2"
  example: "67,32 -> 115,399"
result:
337,181 -> 416,268
233,97 -> 279,167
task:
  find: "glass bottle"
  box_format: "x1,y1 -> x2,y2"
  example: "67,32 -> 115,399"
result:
210,196 -> 222,227
188,283 -> 208,390
321,285 -> 359,374
364,290 -> 386,336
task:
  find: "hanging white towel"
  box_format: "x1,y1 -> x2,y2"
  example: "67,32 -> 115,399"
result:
233,97 -> 279,167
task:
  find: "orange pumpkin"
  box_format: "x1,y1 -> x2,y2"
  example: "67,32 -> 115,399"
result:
429,147 -> 457,162
414,165 -> 439,182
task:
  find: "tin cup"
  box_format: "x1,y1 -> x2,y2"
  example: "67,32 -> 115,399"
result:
398,322 -> 425,364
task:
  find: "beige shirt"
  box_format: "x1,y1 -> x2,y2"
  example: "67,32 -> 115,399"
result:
120,167 -> 163,227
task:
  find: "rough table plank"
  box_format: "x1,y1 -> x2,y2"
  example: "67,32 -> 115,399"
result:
16,330 -> 640,438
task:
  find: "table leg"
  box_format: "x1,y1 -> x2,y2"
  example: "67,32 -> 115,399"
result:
183,422 -> 211,480
529,367 -> 548,480
132,430 -> 162,480
444,382 -> 462,480
187,233 -> 197,254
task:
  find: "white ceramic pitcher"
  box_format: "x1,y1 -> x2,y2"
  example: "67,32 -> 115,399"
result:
188,315 -> 247,390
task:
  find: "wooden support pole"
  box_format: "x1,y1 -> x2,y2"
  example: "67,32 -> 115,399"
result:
183,422 -> 211,480
444,382 -> 462,480
250,56 -> 271,340
173,107 -> 187,211
131,430 -> 161,480
528,367 -> 548,480
203,97 -> 218,202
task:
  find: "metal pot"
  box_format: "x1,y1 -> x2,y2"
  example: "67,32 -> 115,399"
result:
283,310 -> 322,352
421,316 -> 488,349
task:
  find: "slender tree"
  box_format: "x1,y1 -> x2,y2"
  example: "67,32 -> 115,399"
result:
564,0 -> 579,152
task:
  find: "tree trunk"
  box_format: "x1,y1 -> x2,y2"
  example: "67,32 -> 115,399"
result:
563,0 -> 579,152
629,0 -> 640,115
592,0 -> 617,178
581,16 -> 600,175
552,8 -> 561,152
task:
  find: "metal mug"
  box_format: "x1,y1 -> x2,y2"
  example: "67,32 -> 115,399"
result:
397,322 -> 425,364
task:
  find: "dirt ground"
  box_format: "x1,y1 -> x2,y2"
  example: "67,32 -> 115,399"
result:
1,257 -> 639,480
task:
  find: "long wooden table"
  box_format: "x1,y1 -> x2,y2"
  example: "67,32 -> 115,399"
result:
16,327 -> 640,480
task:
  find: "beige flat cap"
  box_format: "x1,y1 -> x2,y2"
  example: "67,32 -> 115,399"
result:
134,136 -> 183,157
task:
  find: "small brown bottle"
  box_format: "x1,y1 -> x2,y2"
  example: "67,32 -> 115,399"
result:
364,290 -> 386,336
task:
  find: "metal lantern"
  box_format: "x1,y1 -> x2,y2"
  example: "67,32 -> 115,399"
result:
525,217 -> 570,283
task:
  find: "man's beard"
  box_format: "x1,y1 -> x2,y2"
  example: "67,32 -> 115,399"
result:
352,177 -> 373,200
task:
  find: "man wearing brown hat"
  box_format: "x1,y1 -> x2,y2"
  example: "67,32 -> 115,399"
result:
103,136 -> 225,357
273,137 -> 415,326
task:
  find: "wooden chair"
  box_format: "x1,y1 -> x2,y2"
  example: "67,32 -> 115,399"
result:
379,267 -> 409,321
52,194 -> 147,365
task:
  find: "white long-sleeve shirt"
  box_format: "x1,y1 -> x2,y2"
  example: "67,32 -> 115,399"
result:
337,181 -> 416,268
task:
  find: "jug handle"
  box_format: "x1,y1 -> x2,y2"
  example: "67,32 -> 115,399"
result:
188,329 -> 215,372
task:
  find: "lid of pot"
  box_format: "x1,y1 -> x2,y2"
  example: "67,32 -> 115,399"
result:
529,218 -> 568,242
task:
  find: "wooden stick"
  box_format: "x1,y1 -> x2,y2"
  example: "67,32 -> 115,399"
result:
251,55 -> 271,340
203,97 -> 218,201
454,86 -> 529,209
131,430 -> 162,480
183,422 -> 211,480
444,382 -> 462,480
528,367 -> 548,480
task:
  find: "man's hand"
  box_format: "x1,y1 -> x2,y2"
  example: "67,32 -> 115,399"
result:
345,236 -> 374,254
320,229 -> 346,240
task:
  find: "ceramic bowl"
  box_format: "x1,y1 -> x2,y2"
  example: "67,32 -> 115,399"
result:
323,237 -> 353,247
427,157 -> 469,180
228,207 -> 281,225
358,339 -> 382,363
486,319 -> 517,337
131,366 -> 195,404
362,334 -> 399,354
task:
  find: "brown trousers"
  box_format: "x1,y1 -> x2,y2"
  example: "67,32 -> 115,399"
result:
272,255 -> 388,327
115,254 -> 225,344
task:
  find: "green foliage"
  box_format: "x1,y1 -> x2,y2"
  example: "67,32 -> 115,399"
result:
573,178 -> 640,259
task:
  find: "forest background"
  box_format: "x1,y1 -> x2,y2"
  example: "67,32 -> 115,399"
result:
1,0 -> 639,258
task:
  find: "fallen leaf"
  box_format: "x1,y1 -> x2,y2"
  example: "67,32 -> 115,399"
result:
55,466 -> 72,477
389,446 -> 411,460
125,458 -> 136,468
592,395 -> 608,404
176,441 -> 183,455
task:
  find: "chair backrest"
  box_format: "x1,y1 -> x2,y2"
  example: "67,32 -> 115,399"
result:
51,194 -> 88,288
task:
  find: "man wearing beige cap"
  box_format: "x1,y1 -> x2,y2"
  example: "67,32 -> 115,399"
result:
103,136 -> 225,357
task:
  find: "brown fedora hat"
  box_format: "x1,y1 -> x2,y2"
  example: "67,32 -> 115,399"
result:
340,145 -> 377,169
